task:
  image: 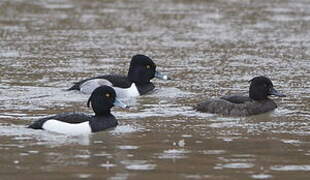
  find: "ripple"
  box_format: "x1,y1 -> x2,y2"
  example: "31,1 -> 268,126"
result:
100,161 -> 116,169
251,174 -> 272,179
118,145 -> 139,150
201,150 -> 226,155
270,165 -> 310,171
221,163 -> 254,169
281,139 -> 302,144
110,125 -> 142,135
76,174 -> 92,179
126,164 -> 156,171
93,153 -> 112,157
74,154 -> 91,159
1,0 -> 310,178
0,51 -> 20,58
157,149 -> 190,159
42,3 -> 74,9
121,160 -> 156,171
151,87 -> 194,98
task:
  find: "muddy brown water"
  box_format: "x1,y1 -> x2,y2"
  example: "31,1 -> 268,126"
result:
0,0 -> 310,179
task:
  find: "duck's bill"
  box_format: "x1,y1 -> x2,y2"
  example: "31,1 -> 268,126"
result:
155,71 -> 170,80
269,87 -> 286,97
113,98 -> 129,108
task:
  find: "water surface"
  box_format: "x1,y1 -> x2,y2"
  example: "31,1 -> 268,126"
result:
0,0 -> 310,179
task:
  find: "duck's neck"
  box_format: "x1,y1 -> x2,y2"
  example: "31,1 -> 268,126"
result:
90,112 -> 117,132
135,82 -> 155,95
249,96 -> 270,102
94,110 -> 112,117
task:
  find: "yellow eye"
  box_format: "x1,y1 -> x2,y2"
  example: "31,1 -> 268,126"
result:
146,65 -> 150,69
105,93 -> 110,98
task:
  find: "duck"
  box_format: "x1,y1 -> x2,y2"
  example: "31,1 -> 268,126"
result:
195,76 -> 286,116
68,54 -> 170,98
28,86 -> 128,135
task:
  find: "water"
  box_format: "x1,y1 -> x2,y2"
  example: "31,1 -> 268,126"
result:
0,0 -> 310,179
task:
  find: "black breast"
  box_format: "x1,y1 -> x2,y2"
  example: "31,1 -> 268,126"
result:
89,115 -> 118,132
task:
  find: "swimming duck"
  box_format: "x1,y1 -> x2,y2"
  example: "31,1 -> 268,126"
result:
68,54 -> 169,97
195,76 -> 286,116
28,86 -> 128,135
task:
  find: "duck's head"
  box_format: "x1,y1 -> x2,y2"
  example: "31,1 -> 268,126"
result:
127,54 -> 169,85
249,76 -> 286,101
87,86 -> 128,115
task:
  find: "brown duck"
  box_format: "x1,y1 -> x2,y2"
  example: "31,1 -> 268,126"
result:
195,76 -> 286,116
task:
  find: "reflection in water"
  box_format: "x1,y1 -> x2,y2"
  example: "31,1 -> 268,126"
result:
0,0 -> 310,179
221,163 -> 254,169
121,160 -> 156,171
270,165 -> 310,171
158,149 -> 191,160
251,174 -> 273,179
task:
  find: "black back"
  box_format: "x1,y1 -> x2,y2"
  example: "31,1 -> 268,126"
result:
68,54 -> 157,95
68,75 -> 132,90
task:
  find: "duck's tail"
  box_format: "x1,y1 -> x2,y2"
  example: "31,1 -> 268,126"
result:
67,83 -> 80,91
28,118 -> 48,129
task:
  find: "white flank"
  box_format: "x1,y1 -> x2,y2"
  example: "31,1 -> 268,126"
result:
42,120 -> 92,135
80,79 -> 112,94
114,83 -> 140,99
162,75 -> 169,80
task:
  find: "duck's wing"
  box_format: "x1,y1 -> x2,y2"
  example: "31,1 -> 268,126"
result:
220,95 -> 251,104
195,94 -> 251,116
28,113 -> 91,129
79,79 -> 112,94
47,113 -> 91,123
219,95 -> 278,115
68,75 -> 131,91
195,98 -> 243,115
99,75 -> 132,88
